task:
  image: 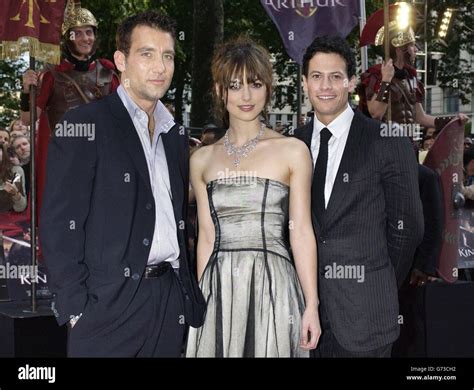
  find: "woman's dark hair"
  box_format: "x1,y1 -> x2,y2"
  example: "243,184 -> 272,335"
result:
212,36 -> 273,126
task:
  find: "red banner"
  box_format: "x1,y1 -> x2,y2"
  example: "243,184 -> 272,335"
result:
0,0 -> 65,63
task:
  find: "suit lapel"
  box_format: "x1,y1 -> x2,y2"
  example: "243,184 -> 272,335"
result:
295,121 -> 322,235
162,127 -> 184,224
108,93 -> 152,192
297,120 -> 314,151
323,111 -> 364,227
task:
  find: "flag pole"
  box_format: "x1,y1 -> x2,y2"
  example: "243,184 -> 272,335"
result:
359,0 -> 368,72
384,0 -> 392,123
29,55 -> 37,313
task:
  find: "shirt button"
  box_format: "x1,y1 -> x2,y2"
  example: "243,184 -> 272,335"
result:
143,238 -> 150,246
132,273 -> 140,281
145,203 -> 152,210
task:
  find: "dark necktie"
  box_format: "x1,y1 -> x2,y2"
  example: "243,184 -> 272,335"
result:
313,127 -> 332,219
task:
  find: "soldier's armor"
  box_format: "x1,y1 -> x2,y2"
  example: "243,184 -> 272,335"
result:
383,76 -> 418,125
45,61 -> 114,130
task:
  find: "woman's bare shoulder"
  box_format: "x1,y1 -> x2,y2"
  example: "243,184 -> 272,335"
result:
262,130 -> 309,154
190,143 -> 220,165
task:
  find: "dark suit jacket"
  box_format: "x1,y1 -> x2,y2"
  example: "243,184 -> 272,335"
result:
40,92 -> 205,332
294,109 -> 424,352
414,164 -> 443,276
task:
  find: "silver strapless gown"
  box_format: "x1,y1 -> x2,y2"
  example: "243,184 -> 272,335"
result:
186,177 -> 308,357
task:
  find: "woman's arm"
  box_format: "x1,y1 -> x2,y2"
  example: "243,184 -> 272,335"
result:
190,149 -> 216,281
287,138 -> 321,350
288,139 -> 318,308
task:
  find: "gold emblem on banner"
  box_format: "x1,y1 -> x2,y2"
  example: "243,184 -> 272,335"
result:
10,0 -> 55,28
295,5 -> 317,18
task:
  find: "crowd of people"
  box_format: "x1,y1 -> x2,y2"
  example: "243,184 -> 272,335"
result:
0,119 -> 30,213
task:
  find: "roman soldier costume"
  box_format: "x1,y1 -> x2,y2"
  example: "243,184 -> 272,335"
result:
20,0 -> 120,238
358,20 -> 423,126
37,0 -> 119,130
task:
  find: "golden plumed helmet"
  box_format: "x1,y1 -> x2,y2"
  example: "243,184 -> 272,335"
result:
61,0 -> 98,36
375,21 -> 416,48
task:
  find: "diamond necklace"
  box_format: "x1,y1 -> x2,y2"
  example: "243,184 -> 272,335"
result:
224,123 -> 265,167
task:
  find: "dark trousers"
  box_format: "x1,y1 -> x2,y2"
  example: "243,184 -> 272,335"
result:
312,306 -> 393,358
392,278 -> 426,357
68,268 -> 186,357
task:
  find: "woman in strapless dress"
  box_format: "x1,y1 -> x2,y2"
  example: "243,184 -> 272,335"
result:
186,37 -> 321,357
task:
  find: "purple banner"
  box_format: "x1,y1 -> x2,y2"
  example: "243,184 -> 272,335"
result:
260,0 -> 360,64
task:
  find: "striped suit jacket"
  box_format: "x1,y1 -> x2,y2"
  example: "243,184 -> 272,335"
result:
295,109 -> 424,352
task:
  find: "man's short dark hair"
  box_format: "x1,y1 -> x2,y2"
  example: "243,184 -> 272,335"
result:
302,36 -> 356,79
116,11 -> 176,56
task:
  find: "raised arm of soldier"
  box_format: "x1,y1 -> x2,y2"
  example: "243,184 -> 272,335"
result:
415,103 -> 469,130
367,59 -> 394,120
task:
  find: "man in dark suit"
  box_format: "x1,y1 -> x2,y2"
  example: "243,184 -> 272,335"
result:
411,164 -> 443,283
294,36 -> 424,357
40,11 -> 205,357
393,164 -> 443,357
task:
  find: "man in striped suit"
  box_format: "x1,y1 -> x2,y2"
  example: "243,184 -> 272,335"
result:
294,36 -> 424,357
